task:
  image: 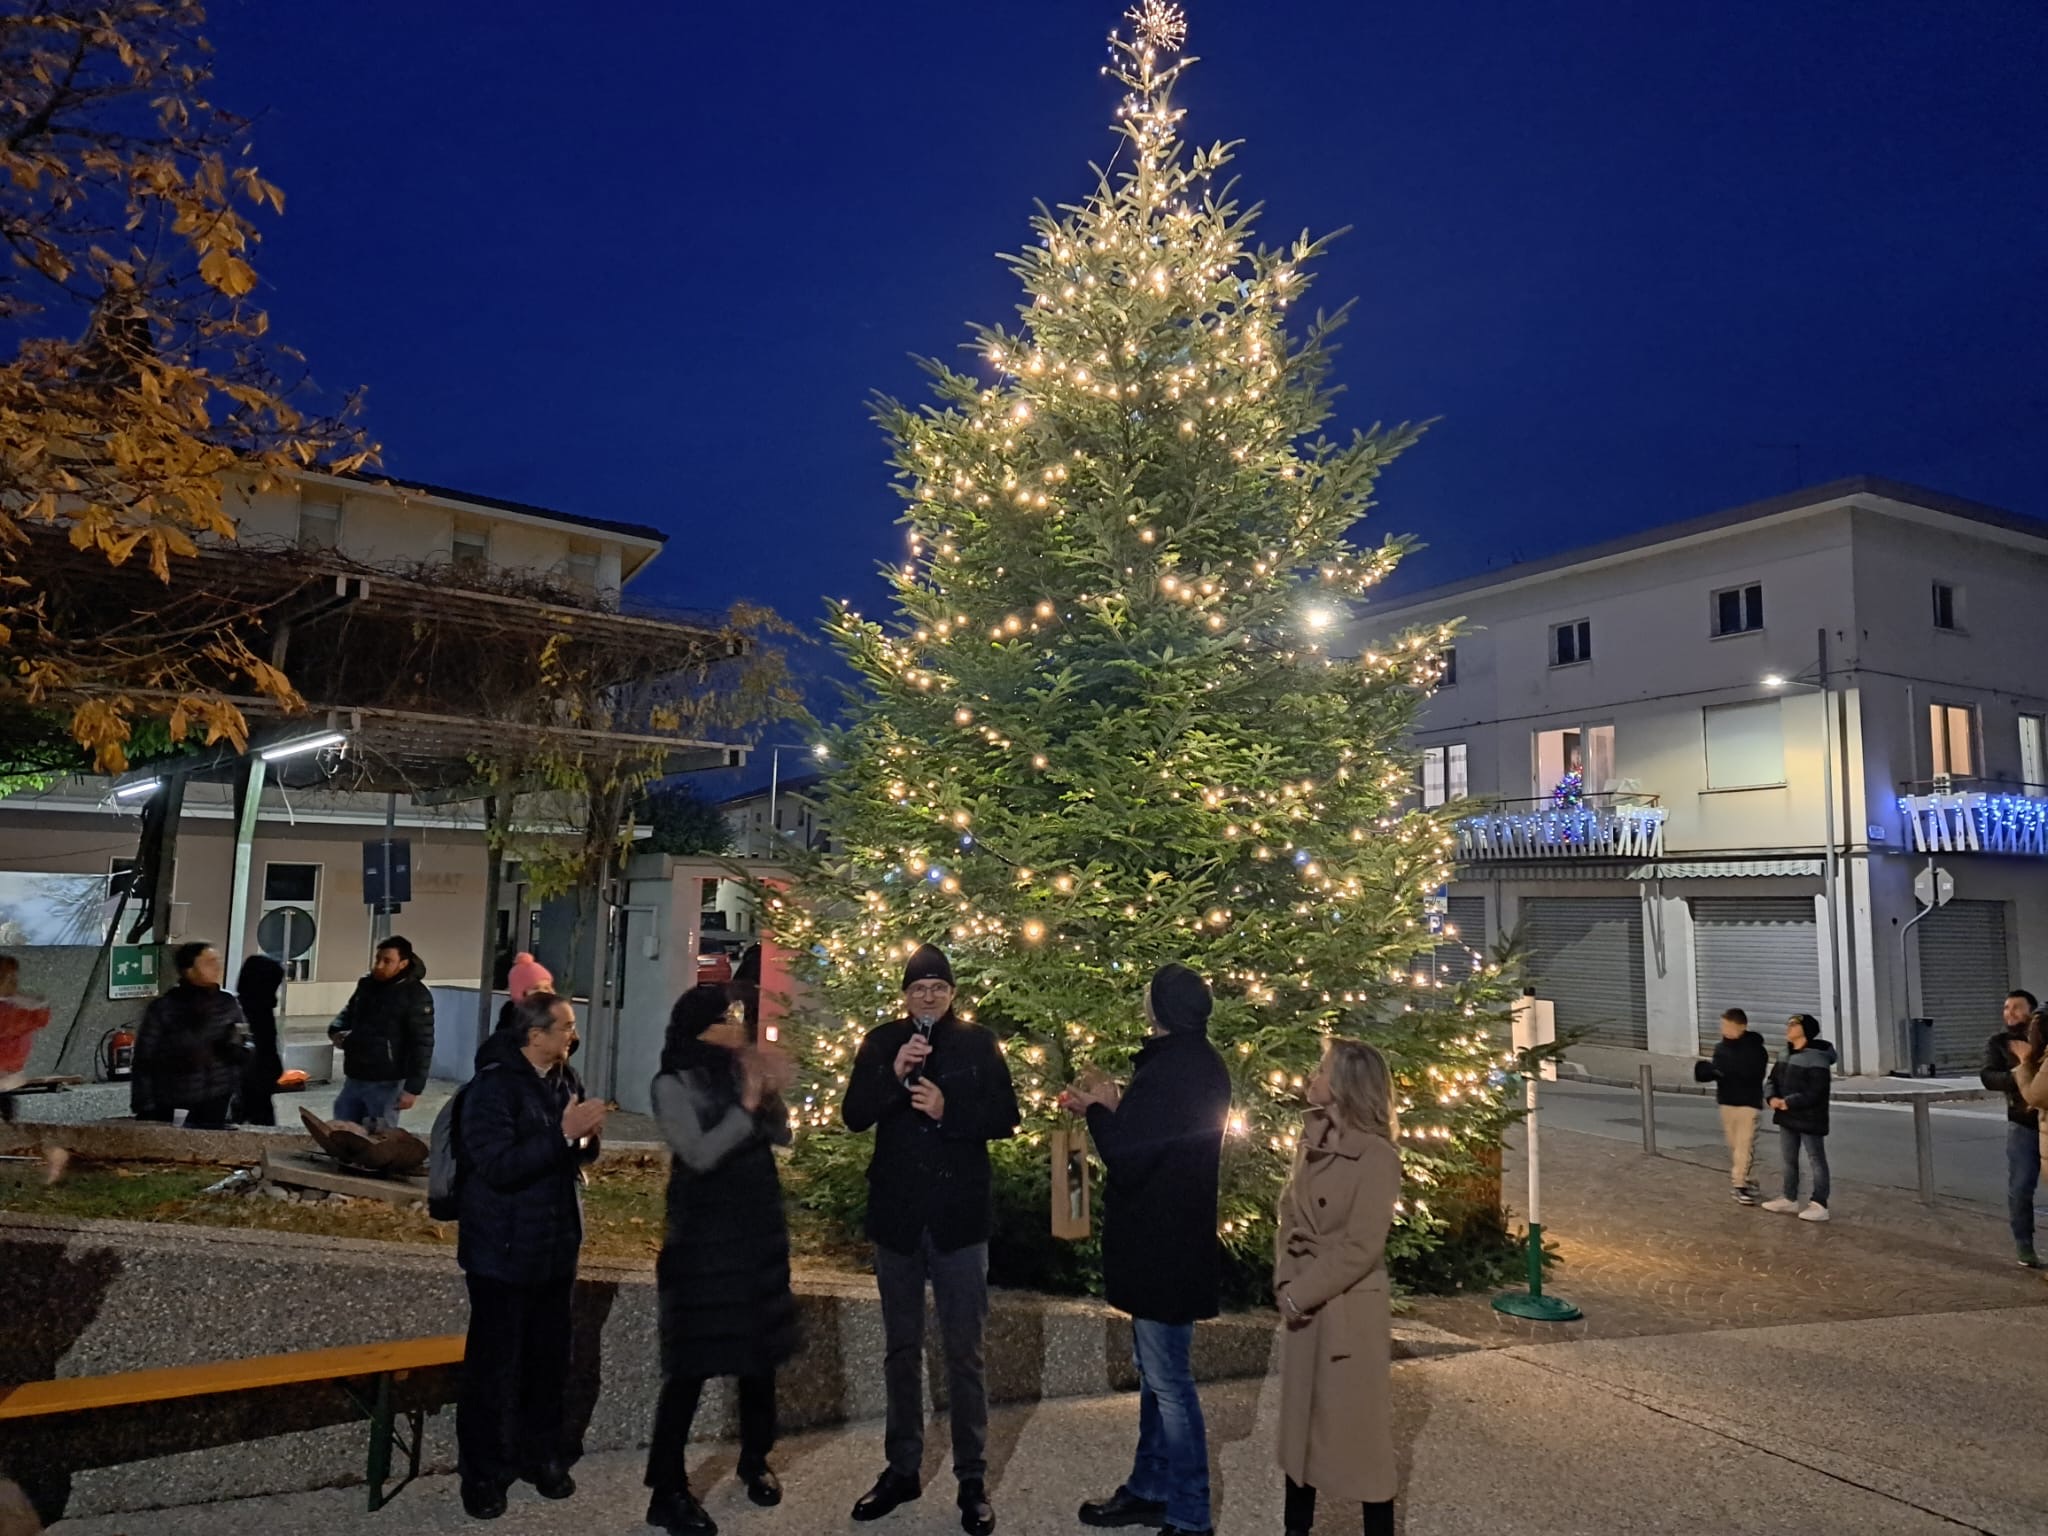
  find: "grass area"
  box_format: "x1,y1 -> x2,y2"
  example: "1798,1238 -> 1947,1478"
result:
0,1154 -> 869,1273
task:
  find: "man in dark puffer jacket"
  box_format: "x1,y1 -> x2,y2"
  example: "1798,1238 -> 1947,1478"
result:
1693,1007 -> 1770,1205
454,992 -> 607,1520
327,935 -> 434,1132
131,942 -> 247,1128
1764,1014 -> 1837,1222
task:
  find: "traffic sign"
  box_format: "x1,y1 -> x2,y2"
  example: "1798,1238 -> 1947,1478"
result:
1912,865 -> 1954,910
258,905 -> 317,962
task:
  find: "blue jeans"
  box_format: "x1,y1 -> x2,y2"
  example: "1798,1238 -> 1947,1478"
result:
1125,1320 -> 1210,1532
333,1077 -> 406,1133
2007,1122 -> 2041,1251
1779,1128 -> 1829,1208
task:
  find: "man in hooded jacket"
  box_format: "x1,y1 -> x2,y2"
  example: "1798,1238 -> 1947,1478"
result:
327,935 -> 434,1132
1065,963 -> 1233,1536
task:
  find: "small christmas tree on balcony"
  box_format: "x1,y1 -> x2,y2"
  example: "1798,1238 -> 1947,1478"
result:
777,1 -> 1523,1292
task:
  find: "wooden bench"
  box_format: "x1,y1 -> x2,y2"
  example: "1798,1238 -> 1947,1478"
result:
0,1334 -> 466,1511
0,1075 -> 84,1094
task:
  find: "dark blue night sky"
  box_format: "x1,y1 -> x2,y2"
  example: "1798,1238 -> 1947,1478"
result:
207,0 -> 2048,632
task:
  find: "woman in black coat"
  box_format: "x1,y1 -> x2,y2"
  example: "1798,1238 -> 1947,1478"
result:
234,954 -> 286,1126
131,942 -> 248,1128
644,985 -> 801,1536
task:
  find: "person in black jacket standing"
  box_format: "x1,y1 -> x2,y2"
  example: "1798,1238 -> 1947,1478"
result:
1979,989 -> 2042,1267
644,985 -> 801,1536
842,945 -> 1020,1536
233,954 -> 286,1128
1693,1007 -> 1769,1205
1763,1013 -> 1837,1223
455,992 -> 607,1521
131,942 -> 247,1128
1064,963 -> 1232,1536
327,936 -> 435,1133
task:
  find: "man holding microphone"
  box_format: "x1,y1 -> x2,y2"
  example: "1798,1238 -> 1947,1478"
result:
842,945 -> 1020,1536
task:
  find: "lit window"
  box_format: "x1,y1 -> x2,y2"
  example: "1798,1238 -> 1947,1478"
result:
1551,619 -> 1591,667
1930,703 -> 1974,779
1534,725 -> 1612,799
1712,583 -> 1764,637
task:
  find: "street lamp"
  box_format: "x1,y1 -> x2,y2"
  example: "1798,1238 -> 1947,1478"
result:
761,741 -> 830,857
1761,628 -> 1855,1072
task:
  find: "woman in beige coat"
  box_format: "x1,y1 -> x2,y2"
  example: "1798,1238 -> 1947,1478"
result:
1273,1038 -> 1403,1536
2008,1014 -> 2048,1178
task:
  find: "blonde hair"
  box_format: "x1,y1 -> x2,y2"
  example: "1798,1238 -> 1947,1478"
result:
1324,1037 -> 1396,1141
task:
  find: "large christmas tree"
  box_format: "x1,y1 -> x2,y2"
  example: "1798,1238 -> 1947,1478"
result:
779,2 -> 1521,1294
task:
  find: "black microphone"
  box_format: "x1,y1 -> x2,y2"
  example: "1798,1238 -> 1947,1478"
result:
905,1015 -> 935,1086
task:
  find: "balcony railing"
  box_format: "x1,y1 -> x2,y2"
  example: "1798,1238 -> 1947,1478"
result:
1455,794 -> 1666,861
1899,788 -> 2048,857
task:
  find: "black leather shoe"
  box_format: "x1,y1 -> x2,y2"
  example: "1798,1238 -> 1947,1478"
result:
852,1469 -> 922,1522
525,1463 -> 576,1500
1079,1489 -> 1168,1528
460,1480 -> 507,1521
958,1478 -> 996,1536
743,1465 -> 783,1507
647,1487 -> 717,1535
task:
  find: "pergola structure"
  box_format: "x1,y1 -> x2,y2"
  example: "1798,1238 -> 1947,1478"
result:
50,535 -> 757,1065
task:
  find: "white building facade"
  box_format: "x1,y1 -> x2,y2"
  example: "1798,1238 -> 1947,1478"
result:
1364,478 -> 2048,1078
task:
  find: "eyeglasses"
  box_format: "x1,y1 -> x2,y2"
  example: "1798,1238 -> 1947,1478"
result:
906,982 -> 952,996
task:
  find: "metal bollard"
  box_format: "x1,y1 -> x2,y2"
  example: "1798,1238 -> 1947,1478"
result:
1638,1063 -> 1658,1156
1913,1096 -> 1935,1206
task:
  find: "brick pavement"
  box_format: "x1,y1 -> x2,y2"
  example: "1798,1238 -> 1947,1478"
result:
1411,1124 -> 2047,1345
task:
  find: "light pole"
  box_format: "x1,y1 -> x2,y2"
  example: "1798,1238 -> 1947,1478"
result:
1763,627 -> 1854,1073
762,742 -> 830,857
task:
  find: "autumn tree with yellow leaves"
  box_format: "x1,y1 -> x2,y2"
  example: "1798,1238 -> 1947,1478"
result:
0,0 -> 371,772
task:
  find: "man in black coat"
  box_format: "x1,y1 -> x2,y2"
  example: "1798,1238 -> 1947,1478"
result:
1693,1007 -> 1769,1205
842,945 -> 1020,1536
1065,963 -> 1232,1536
328,935 -> 435,1133
1980,989 -> 2042,1266
454,992 -> 607,1521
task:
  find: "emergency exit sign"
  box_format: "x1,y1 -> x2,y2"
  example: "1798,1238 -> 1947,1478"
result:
109,944 -> 158,1000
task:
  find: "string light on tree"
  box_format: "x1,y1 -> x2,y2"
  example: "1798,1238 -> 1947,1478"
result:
780,2 -> 1525,1293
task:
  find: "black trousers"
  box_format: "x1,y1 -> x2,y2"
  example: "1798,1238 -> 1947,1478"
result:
458,1272 -> 576,1490
1286,1477 -> 1394,1535
645,1371 -> 777,1492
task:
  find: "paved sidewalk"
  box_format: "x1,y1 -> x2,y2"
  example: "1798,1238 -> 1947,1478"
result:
1411,1123 -> 2045,1344
1562,1043 -> 1986,1102
50,1305 -> 2048,1535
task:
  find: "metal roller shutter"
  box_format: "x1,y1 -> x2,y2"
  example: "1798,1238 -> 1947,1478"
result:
1692,898 -> 1824,1054
1917,900 -> 2010,1073
1522,897 -> 1647,1049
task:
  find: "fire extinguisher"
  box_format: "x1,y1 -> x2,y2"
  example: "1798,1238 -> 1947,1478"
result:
99,1027 -> 135,1082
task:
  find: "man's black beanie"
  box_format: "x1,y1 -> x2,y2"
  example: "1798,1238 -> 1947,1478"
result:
903,944 -> 955,990
1148,962 -> 1213,1034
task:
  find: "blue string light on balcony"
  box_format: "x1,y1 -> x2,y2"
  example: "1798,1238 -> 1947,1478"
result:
1899,790 -> 2048,856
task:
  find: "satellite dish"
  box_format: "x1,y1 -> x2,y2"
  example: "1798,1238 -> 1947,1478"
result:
258,906 -> 317,961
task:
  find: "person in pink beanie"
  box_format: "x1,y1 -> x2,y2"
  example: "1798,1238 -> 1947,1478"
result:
507,953 -> 554,1004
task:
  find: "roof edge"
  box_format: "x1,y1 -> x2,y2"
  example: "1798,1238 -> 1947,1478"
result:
1364,476 -> 2047,621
